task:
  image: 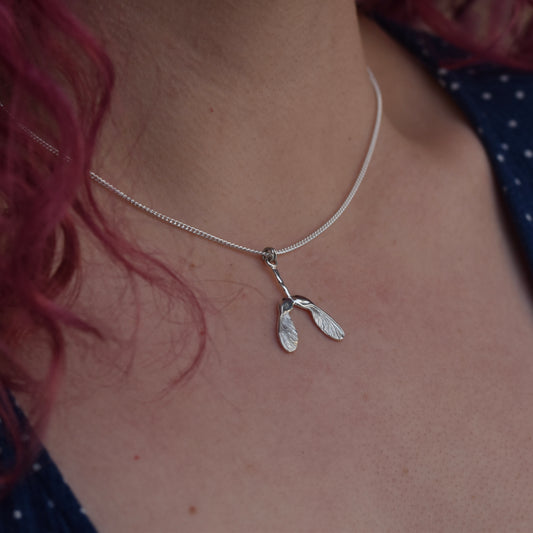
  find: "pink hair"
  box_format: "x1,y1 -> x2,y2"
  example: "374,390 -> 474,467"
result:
359,0 -> 533,69
0,0 -> 531,487
0,0 -> 205,487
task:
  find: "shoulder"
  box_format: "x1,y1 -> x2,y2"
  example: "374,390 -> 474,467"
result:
372,13 -> 533,275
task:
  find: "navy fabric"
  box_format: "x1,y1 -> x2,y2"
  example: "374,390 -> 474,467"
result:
1,17 -> 532,533
0,449 -> 96,533
0,400 -> 97,533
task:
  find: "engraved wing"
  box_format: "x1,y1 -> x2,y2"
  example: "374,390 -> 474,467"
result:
278,298 -> 298,352
293,296 -> 344,341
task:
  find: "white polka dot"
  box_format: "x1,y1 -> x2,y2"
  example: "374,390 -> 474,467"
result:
500,74 -> 510,82
496,154 -> 505,162
32,462 -> 41,472
438,67 -> 449,76
13,510 -> 22,520
515,90 -> 525,100
481,92 -> 492,100
501,143 -> 509,151
80,507 -> 87,515
508,119 -> 518,128
524,149 -> 533,158
450,81 -> 461,91
515,178 -> 522,186
526,213 -> 532,222
47,499 -> 55,509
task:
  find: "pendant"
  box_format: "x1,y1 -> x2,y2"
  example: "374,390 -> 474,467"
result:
262,247 -> 344,353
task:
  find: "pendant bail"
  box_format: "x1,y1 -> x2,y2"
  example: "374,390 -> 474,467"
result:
262,247 -> 278,267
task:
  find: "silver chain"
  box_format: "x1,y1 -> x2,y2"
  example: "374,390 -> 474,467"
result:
21,68 -> 382,258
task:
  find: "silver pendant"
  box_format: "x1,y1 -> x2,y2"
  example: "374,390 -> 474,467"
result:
262,248 -> 344,353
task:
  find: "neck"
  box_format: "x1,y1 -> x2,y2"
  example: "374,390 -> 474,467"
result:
70,0 -> 380,247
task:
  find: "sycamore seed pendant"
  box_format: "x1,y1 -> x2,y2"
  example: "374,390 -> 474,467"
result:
262,247 -> 345,353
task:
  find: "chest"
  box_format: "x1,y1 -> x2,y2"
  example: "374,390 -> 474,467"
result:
44,113 -> 533,532
46,218 -> 533,533
47,306 -> 533,533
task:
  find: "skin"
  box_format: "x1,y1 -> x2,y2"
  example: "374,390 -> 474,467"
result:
37,1 -> 533,531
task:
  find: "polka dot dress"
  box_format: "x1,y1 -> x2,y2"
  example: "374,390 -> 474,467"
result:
0,452 -> 96,532
1,16 -> 533,533
0,410 -> 97,532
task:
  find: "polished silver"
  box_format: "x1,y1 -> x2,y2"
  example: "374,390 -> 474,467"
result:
89,67 -> 382,257
17,68 -> 383,352
263,248 -> 345,352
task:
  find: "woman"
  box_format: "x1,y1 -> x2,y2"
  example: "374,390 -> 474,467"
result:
1,0 -> 533,531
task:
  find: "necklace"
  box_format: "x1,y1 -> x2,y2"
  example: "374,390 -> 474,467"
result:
26,68 -> 383,352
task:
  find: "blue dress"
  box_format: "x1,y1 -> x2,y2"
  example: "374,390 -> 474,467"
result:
1,17 -> 532,533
